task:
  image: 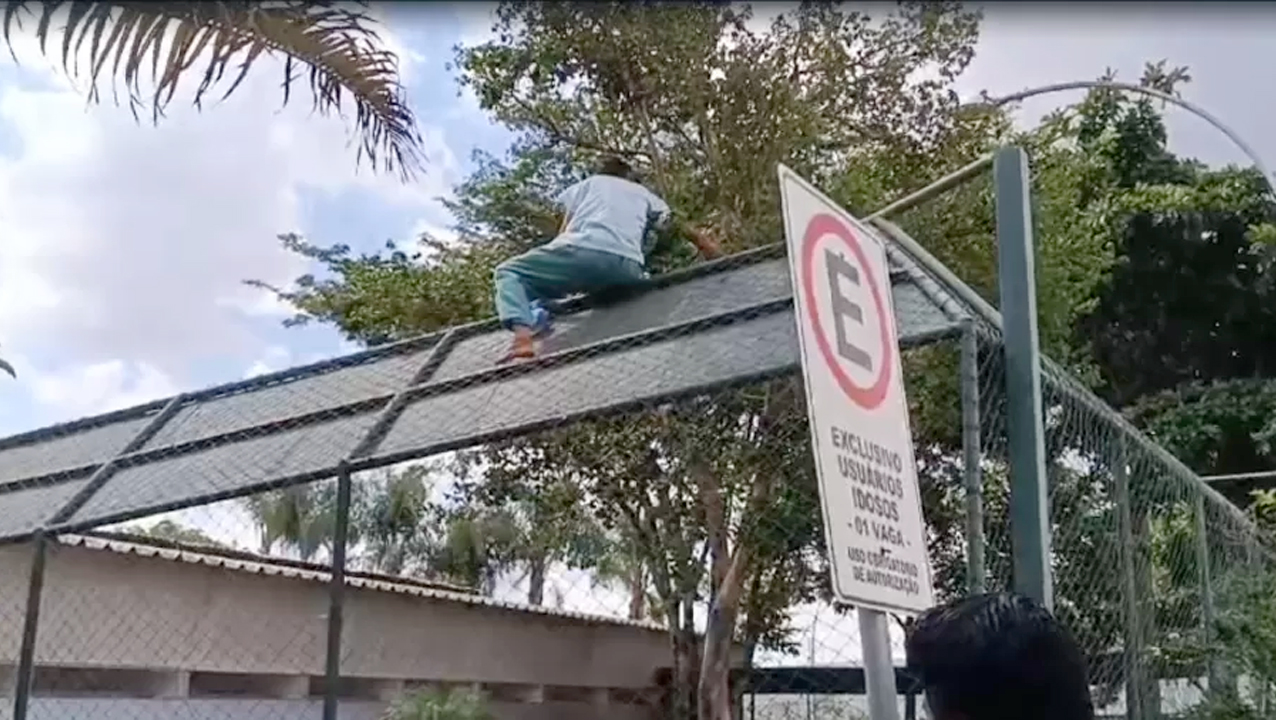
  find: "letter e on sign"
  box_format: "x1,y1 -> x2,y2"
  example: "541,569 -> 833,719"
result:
804,214 -> 894,410
777,164 -> 935,614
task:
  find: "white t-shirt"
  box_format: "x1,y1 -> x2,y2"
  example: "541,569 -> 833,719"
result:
548,174 -> 671,264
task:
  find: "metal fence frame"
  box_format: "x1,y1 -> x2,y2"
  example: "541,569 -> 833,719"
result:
0,146 -> 1265,720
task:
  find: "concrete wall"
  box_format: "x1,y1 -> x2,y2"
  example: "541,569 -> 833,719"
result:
0,540 -> 667,720
0,698 -> 653,720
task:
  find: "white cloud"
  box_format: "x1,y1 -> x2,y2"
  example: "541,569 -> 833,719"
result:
368,4 -> 426,85
25,357 -> 179,420
243,346 -> 294,379
0,17 -> 453,411
410,216 -> 460,244
456,4 -> 501,49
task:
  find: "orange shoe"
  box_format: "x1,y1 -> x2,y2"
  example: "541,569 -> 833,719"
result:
496,331 -> 536,365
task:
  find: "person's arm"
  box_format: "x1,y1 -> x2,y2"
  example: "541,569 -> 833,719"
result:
680,222 -> 722,260
652,195 -> 722,260
528,208 -> 563,237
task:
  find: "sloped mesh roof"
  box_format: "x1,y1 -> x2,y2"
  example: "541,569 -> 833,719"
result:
0,239 -> 968,543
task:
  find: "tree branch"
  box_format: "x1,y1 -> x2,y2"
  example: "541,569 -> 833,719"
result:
512,95 -> 649,160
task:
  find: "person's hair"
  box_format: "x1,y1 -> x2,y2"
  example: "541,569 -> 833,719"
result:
597,155 -> 633,179
905,593 -> 1094,720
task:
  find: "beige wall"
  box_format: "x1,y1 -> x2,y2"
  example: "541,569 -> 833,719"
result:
0,540 -> 669,719
0,698 -> 654,720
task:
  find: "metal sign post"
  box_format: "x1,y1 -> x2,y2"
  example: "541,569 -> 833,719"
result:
778,166 -> 936,720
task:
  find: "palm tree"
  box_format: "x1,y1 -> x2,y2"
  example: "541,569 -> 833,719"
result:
242,483 -> 343,561
1,1 -> 425,180
241,465 -> 537,597
429,507 -> 519,595
355,465 -> 437,575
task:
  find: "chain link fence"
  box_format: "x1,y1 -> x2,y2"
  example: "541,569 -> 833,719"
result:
0,155 -> 1272,720
968,316 -> 1275,720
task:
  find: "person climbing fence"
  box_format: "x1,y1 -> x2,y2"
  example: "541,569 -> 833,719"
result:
493,155 -> 722,363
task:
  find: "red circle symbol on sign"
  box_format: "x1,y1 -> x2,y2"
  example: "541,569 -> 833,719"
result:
801,213 -> 893,410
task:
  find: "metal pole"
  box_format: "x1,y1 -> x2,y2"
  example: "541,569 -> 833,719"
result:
322,465 -> 354,720
1112,437 -> 1146,720
993,146 -> 1054,610
1193,494 -> 1222,695
975,80 -> 1275,198
12,529 -> 49,720
1202,469 -> 1276,484
959,322 -> 986,593
858,608 -> 900,720
806,610 -> 817,720
865,154 -> 996,222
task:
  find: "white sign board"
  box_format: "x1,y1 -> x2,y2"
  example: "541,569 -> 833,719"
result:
777,165 -> 934,615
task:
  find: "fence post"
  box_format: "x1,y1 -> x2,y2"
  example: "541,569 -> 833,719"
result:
1193,494 -> 1224,696
993,146 -> 1053,610
857,608 -> 900,720
959,321 -> 986,594
12,529 -> 49,720
1112,438 -> 1149,720
322,464 -> 354,720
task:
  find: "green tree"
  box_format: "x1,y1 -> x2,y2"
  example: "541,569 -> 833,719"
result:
347,464 -> 514,591
873,67 -> 1276,711
1066,65 -> 1276,486
930,65 -> 1276,710
1129,380 -> 1276,506
587,524 -> 654,621
450,448 -> 615,607
1184,491 -> 1276,720
243,482 -> 348,561
2,1 -> 424,180
127,519 -> 230,549
352,464 -> 440,576
241,464 -> 517,592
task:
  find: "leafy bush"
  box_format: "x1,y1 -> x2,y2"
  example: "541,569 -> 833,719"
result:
381,687 -> 491,720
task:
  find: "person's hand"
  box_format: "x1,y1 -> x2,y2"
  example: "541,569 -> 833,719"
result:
693,228 -> 723,260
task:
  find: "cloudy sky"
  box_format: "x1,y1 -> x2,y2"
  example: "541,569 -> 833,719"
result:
0,3 -> 1271,671
0,5 -> 513,434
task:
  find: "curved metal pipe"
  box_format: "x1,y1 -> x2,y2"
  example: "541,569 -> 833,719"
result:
969,80 -> 1275,196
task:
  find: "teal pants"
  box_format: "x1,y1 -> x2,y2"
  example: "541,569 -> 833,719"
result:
494,244 -> 647,330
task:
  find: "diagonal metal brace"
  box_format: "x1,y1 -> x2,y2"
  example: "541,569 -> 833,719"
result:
48,394 -> 188,527
345,328 -> 463,463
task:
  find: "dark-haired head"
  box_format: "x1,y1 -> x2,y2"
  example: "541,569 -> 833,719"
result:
597,155 -> 633,179
905,593 -> 1094,720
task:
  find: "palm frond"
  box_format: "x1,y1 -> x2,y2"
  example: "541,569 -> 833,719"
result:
3,1 -> 425,180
